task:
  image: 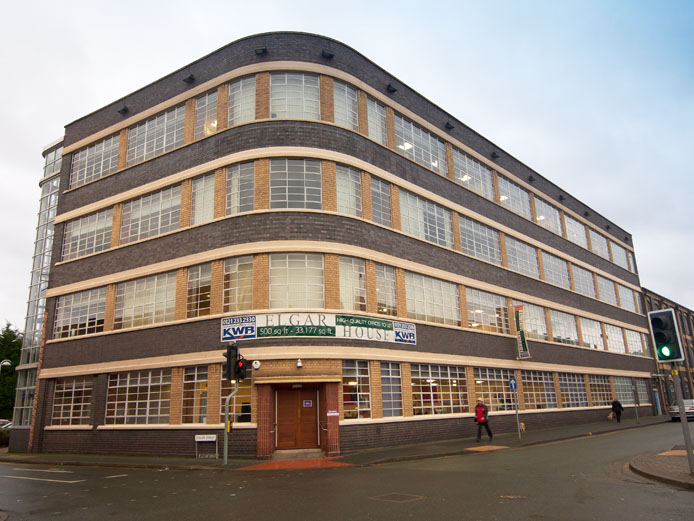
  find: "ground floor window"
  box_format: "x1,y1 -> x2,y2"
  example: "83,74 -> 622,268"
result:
220,377 -> 252,423
521,370 -> 556,409
105,369 -> 171,424
588,375 -> 612,406
558,373 -> 588,408
52,376 -> 93,425
614,376 -> 635,405
411,364 -> 468,415
380,362 -> 403,417
342,360 -> 371,419
182,366 -> 208,424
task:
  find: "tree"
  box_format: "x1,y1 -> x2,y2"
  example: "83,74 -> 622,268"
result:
0,323 -> 22,420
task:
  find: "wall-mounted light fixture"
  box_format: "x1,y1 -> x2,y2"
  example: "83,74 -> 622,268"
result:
491,151 -> 499,159
255,47 -> 268,55
445,122 -> 454,130
584,211 -> 590,217
386,83 -> 397,93
117,106 -> 129,115
297,359 -> 302,368
527,175 -> 535,182
559,195 -> 565,201
182,74 -> 195,84
606,225 -> 611,230
322,49 -> 334,59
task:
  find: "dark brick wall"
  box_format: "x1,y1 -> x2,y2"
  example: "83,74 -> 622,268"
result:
339,406 -> 653,452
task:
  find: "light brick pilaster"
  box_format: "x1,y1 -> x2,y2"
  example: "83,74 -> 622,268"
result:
255,72 -> 270,119
322,161 -> 337,212
254,159 -> 269,210
324,254 -> 340,310
216,83 -> 229,132
253,254 -> 269,310
320,75 -> 334,123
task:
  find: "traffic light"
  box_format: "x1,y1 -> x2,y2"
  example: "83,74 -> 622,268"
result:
235,358 -> 249,381
648,309 -> 684,363
222,342 -> 238,380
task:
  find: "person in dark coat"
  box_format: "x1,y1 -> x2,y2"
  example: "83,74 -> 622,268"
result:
475,398 -> 493,442
611,399 -> 624,423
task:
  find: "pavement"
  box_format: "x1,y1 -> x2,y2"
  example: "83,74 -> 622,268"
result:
1,415 -> 693,490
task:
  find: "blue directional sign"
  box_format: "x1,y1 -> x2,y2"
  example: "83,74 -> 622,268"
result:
509,377 -> 517,390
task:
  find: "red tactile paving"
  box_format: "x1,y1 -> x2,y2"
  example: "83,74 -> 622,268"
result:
239,458 -> 353,470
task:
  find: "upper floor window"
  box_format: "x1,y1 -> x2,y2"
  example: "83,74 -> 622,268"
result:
628,251 -> 637,273
625,329 -> 645,356
505,236 -> 540,278
459,215 -> 502,265
226,161 -> 254,215
336,165 -> 362,217
270,72 -> 320,120
370,177 -> 392,227
229,76 -> 256,126
564,214 -> 588,248
467,288 -> 510,334
534,198 -> 562,235
400,190 -> 453,248
375,263 -> 397,316
589,229 -> 610,259
572,264 -> 596,298
113,272 -> 177,329
61,208 -> 113,261
70,135 -> 119,188
596,275 -> 618,306
223,256 -> 253,313
126,105 -> 185,166
367,97 -> 387,146
617,284 -> 636,313
513,300 -> 548,341
604,324 -> 626,354
550,310 -> 579,345
541,252 -> 571,289
405,272 -> 460,326
339,256 -> 366,312
611,242 -> 629,270
333,80 -> 358,130
497,175 -> 532,220
269,253 -> 324,309
579,317 -> 603,349
194,91 -> 218,140
270,158 -> 322,209
191,173 -> 215,225
53,287 -> 106,338
187,263 -> 212,318
120,185 -> 181,244
44,146 -> 63,178
452,148 -> 494,200
394,114 -> 447,175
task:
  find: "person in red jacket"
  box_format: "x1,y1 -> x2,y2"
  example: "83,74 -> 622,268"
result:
475,398 -> 493,442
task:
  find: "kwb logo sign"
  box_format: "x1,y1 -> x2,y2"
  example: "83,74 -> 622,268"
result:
221,317 -> 257,341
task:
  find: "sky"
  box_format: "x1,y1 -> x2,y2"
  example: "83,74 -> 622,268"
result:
0,0 -> 692,330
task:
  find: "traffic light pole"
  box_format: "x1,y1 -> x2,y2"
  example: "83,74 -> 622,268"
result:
223,381 -> 239,466
671,371 -> 694,475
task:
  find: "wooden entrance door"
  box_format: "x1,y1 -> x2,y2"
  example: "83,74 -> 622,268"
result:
275,387 -> 319,450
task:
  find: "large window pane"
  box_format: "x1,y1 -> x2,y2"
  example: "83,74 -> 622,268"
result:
53,288 -> 106,338
534,198 -> 562,235
565,215 -> 588,248
126,105 -> 185,166
61,209 -> 113,261
270,158 -> 322,209
270,72 -> 320,120
120,185 -> 181,244
223,256 -> 253,313
512,300 -> 548,341
367,97 -> 387,146
406,272 -> 460,326
394,114 -> 447,175
194,91 -> 218,140
459,216 -> 502,265
505,236 -> 540,278
191,173 -> 215,225
452,148 -> 494,200
336,165 -> 362,217
473,367 -> 515,411
70,135 -> 119,188
521,370 -> 557,409
572,265 -> 596,298
370,177 -> 391,227
381,362 -> 403,417
342,360 -> 371,419
114,272 -> 177,329
375,263 -> 397,316
558,373 -> 588,408
400,190 -> 453,248
229,76 -> 256,126
339,256 -> 366,312
549,310 -> 579,345
333,80 -> 358,130
467,288 -> 510,334
498,175 -> 532,219
269,253 -> 324,309
226,162 -> 255,215
412,364 -> 468,415
105,369 -> 171,425
542,251 -> 571,289
187,263 -> 212,318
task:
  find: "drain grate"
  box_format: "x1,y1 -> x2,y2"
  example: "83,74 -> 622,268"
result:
369,493 -> 425,503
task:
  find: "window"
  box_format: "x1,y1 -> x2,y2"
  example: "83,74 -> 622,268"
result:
223,256 -> 253,312
625,329 -> 645,356
120,185 -> 181,244
400,190 -> 453,248
541,252 -> 571,289
628,251 -> 637,273
589,375 -> 612,406
187,263 -> 212,318
381,362 -> 403,417
467,288 -> 510,334
589,229 -> 610,259
596,275 -> 618,306
229,76 -> 256,126
194,91 -> 218,140
367,97 -> 387,146
226,162 -> 254,215
579,317 -> 603,349
220,378 -> 252,423
549,310 -> 579,345
126,105 -> 185,166
534,198 -> 562,235
53,288 -> 106,338
452,148 -> 494,200
13,370 -> 36,426
182,366 -> 208,424
105,369 -> 171,424
473,367 -> 515,411
572,265 -> 596,298
270,72 -> 320,120
191,173 -> 215,225
617,284 -> 636,312
70,135 -> 119,188
333,80 -> 358,130
405,272 -> 460,326
459,216 -> 502,265
411,364 -> 468,415
336,165 -> 362,217
558,373 -> 588,408
269,158 -> 322,209
497,175 -> 532,220
339,256 -> 366,312
375,263 -> 397,316
342,360 -> 370,419
61,208 -> 113,261
394,114 -> 448,175
370,177 -> 392,227
269,253 -> 324,309
564,214 -> 588,248
512,301 -> 548,341
521,370 -> 557,409
611,242 -> 629,270
505,236 -> 540,278
635,379 -> 650,404
614,376 -> 634,405
604,324 -> 626,354
113,272 -> 177,329
52,377 -> 92,426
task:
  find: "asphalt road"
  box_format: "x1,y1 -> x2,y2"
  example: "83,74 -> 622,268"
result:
0,422 -> 691,521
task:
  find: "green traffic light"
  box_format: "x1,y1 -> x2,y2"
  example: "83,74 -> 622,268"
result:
660,345 -> 671,358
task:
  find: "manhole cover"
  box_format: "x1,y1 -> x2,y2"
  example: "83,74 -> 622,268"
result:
369,493 -> 425,503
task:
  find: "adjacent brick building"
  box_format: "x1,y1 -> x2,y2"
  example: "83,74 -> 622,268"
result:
11,32 -> 657,458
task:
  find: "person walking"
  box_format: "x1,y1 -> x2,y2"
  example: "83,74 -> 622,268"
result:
475,398 -> 493,442
611,399 -> 624,423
